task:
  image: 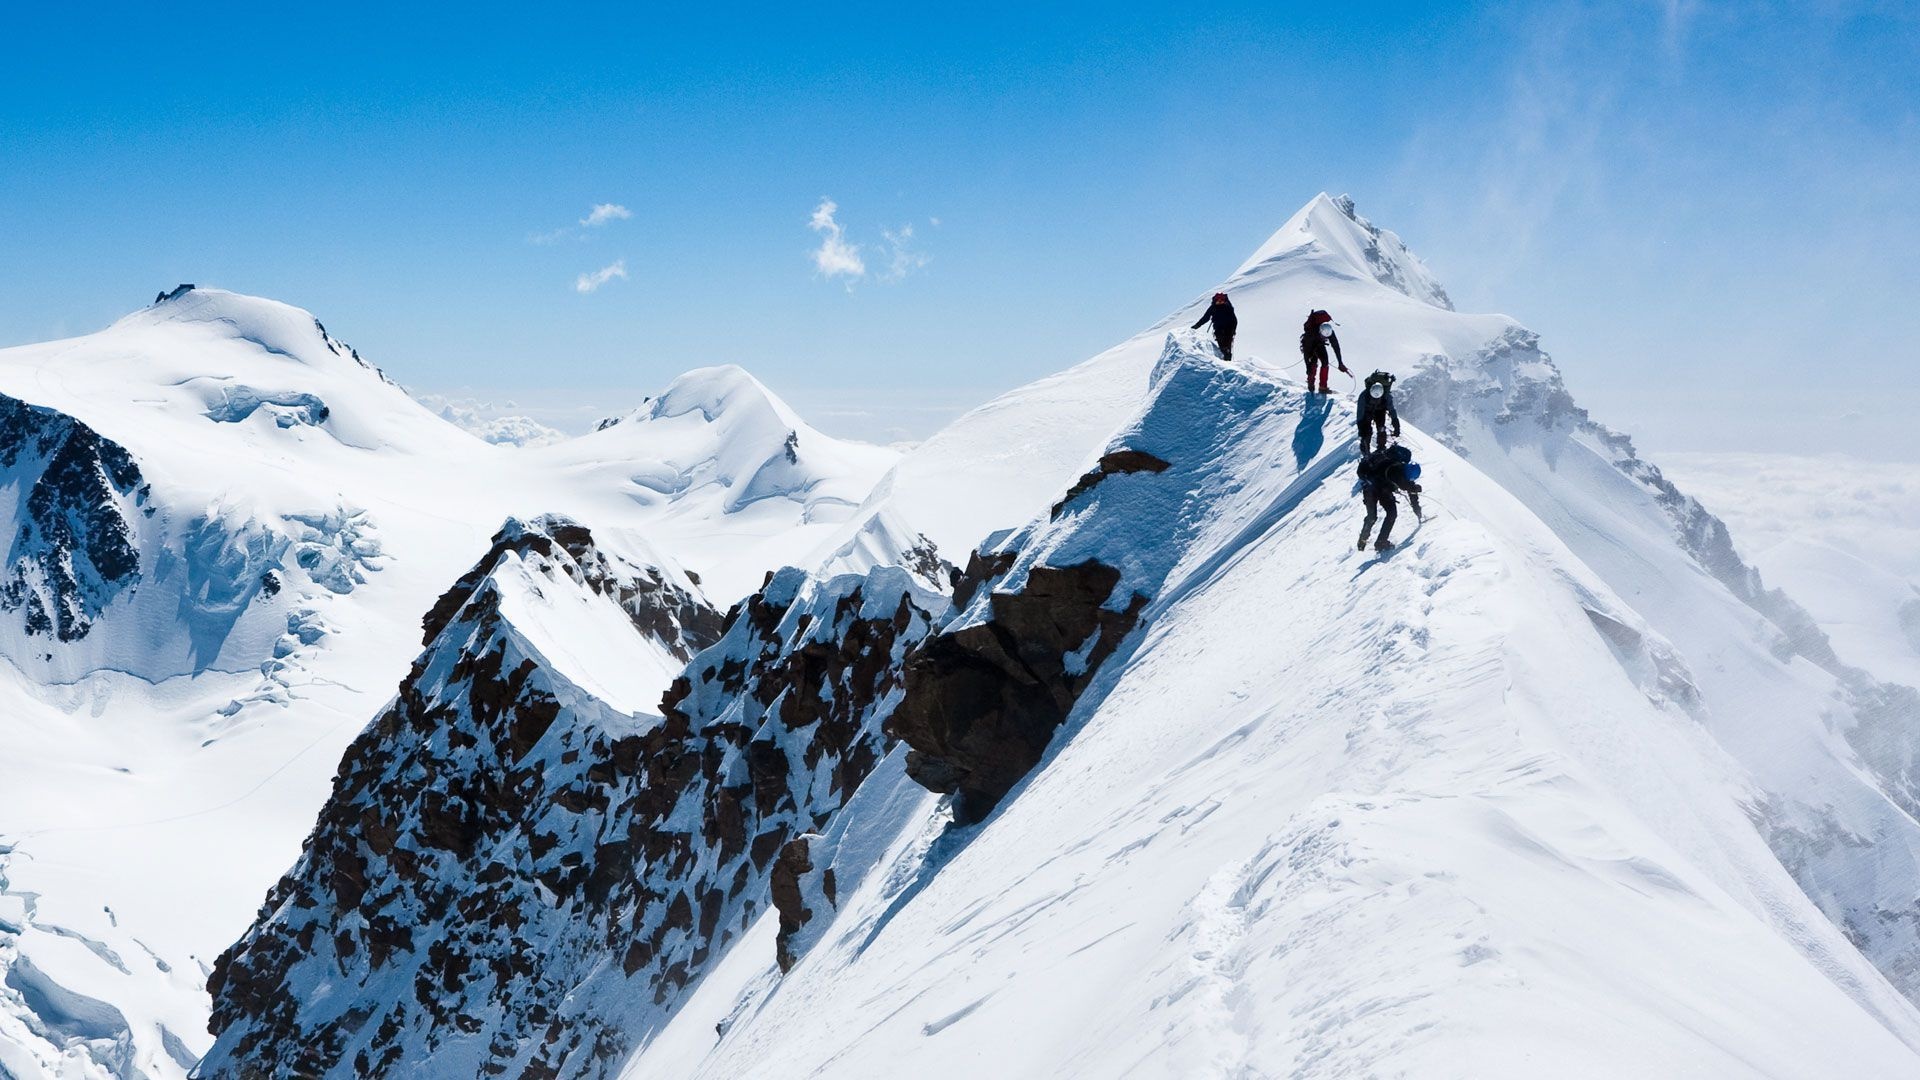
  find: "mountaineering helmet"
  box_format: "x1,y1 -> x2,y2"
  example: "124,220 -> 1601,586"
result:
1369,383 -> 1385,398
1318,322 -> 1334,338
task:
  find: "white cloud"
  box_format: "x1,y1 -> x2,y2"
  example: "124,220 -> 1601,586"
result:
808,199 -> 934,285
574,259 -> 628,293
879,224 -> 930,282
1661,451 -> 1920,581
581,203 -> 633,227
809,198 -> 867,279
529,202 -> 632,244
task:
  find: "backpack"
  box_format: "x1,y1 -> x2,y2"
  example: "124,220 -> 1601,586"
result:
1356,448 -> 1392,488
1359,445 -> 1416,491
1386,445 -> 1418,487
1303,309 -> 1332,333
1212,292 -> 1229,305
1364,370 -> 1395,392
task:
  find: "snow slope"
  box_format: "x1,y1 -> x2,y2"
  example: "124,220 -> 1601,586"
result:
0,289 -> 897,1078
13,196 -> 1920,1078
814,193 -> 1920,1010
635,340 -> 1920,1078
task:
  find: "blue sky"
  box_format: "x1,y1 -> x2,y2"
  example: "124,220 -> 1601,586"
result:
3,2 -> 1916,455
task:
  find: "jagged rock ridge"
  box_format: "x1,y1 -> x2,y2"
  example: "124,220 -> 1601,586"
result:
201,520 -> 937,1079
0,392 -> 150,642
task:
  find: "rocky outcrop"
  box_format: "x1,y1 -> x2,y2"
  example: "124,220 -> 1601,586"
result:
658,564 -> 937,976
890,342 -> 1352,826
418,517 -> 719,651
889,559 -> 1143,824
203,516 -> 723,1078
1051,449 -> 1170,519
202,523 -> 936,1079
0,393 -> 150,642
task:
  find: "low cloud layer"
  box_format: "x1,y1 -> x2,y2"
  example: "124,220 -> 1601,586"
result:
415,393 -> 568,447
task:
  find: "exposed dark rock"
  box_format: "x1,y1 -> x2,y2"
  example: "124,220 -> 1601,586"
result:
204,532 -> 935,1080
1051,449 -> 1170,519
770,837 -> 813,973
890,559 -> 1144,824
419,518 -> 720,653
949,549 -> 1016,613
0,393 -> 149,643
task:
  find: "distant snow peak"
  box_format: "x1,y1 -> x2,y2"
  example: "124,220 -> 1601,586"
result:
1234,192 -> 1454,310
648,364 -> 791,426
125,286 -> 396,384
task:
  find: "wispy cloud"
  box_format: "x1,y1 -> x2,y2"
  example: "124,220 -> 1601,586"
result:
808,199 -> 932,286
530,201 -> 632,245
581,203 -> 632,227
879,224 -> 930,282
575,259 -> 628,293
809,199 -> 866,279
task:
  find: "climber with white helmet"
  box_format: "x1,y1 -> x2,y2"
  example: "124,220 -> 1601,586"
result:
1357,370 -> 1400,453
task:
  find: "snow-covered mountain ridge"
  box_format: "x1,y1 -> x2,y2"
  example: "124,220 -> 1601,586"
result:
814,192 -> 1920,1014
7,194 -> 1920,1079
0,288 -> 900,1078
200,520 -> 938,1078
644,334 -> 1920,1079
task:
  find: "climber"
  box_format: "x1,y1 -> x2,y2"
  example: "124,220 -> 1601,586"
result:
1192,292 -> 1238,361
1357,370 -> 1401,453
1356,443 -> 1423,552
1300,309 -> 1349,393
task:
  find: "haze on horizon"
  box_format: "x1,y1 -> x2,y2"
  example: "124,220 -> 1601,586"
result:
2,2 -> 1915,458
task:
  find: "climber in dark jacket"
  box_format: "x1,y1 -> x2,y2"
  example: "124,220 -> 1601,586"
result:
1300,309 -> 1348,393
1356,444 -> 1423,552
1357,370 -> 1401,453
1192,292 -> 1238,361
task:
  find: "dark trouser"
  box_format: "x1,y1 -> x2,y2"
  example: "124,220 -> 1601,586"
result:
1361,487 -> 1397,547
1215,328 -> 1235,360
1359,416 -> 1389,453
